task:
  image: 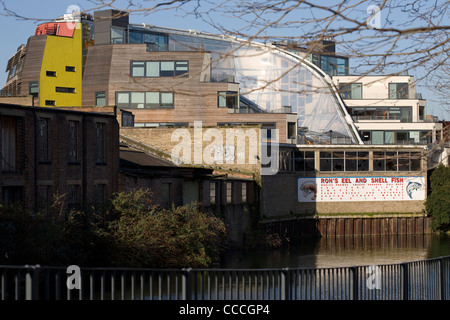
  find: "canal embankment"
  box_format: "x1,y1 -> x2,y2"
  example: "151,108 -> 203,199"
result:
260,214 -> 433,241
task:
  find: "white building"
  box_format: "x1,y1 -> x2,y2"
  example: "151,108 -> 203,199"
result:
332,75 -> 443,146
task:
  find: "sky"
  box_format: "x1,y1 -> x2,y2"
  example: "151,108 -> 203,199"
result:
0,0 -> 447,120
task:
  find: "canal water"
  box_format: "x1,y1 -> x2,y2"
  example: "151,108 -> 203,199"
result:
220,234 -> 450,269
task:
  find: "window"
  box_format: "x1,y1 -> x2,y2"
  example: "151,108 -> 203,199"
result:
68,121 -> 78,163
357,152 -> 369,171
384,131 -> 395,144
294,150 -> 315,171
373,151 -> 385,171
56,87 -> 75,93
29,82 -> 39,95
389,83 -> 409,99
396,132 -> 408,144
95,92 -> 106,106
131,60 -> 189,78
242,182 -> 247,203
110,27 -> 125,44
68,184 -> 80,210
287,122 -> 296,139
361,131 -> 371,143
45,100 -> 55,106
162,183 -> 171,207
385,151 -> 397,171
339,83 -> 362,99
37,117 -> 49,163
3,186 -> 23,204
96,123 -> 105,164
130,61 -> 145,77
65,66 -> 76,72
226,182 -> 233,204
46,71 -> 56,77
373,151 -> 421,172
37,185 -> 50,212
218,91 -> 238,108
209,181 -> 216,205
319,151 -> 332,171
1,116 -> 17,172
116,91 -> 174,109
95,184 -> 105,205
371,131 -> 384,145
319,151 -> 368,171
419,106 -> 425,121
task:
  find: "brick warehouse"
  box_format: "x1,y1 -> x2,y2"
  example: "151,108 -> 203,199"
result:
0,103 -> 119,213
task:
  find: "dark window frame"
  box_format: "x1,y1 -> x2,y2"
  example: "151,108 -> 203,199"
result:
130,60 -> 189,78
37,117 -> 50,163
68,120 -> 79,164
96,122 -> 106,164
115,91 -> 174,109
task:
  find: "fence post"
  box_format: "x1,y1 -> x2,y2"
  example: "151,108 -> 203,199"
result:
439,257 -> 445,300
25,265 -> 40,300
182,268 -> 191,301
281,268 -> 290,300
350,267 -> 358,300
401,263 -> 408,300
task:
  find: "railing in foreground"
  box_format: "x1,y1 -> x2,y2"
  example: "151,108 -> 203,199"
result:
1,256 -> 449,300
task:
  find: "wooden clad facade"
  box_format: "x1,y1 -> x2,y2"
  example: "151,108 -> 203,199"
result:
82,44 -> 297,143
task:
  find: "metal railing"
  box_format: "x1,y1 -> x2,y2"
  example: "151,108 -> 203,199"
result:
1,256 -> 449,300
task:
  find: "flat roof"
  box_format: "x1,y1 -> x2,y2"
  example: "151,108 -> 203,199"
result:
0,103 -> 117,118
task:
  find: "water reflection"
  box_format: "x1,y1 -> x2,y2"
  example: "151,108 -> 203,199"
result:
221,234 -> 450,269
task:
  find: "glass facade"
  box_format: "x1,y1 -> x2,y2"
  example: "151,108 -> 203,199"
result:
138,30 -> 357,143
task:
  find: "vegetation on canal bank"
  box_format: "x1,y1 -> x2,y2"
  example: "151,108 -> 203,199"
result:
426,164 -> 450,233
0,188 -> 227,268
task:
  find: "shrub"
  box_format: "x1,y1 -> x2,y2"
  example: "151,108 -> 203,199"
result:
103,189 -> 227,268
426,164 -> 450,232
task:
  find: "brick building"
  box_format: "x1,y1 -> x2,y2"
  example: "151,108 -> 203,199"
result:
0,103 -> 119,213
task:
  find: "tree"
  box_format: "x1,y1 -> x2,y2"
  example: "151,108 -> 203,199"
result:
426,164 -> 450,232
102,188 -> 227,267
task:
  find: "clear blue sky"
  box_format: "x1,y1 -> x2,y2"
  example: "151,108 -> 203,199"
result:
0,0 -> 447,119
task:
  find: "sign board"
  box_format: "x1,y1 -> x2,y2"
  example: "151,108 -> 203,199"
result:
297,176 -> 425,202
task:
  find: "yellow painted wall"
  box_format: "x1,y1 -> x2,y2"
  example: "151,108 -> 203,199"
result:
39,23 -> 82,107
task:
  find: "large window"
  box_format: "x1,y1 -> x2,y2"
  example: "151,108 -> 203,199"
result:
131,60 -> 188,78
339,83 -> 362,99
374,151 -> 421,171
350,106 -> 412,122
389,83 -> 409,99
116,91 -> 174,109
319,151 -> 368,171
362,130 -> 431,145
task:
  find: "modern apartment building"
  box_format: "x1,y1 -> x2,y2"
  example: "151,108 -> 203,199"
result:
2,9 -> 363,145
332,75 -> 443,145
1,13 -> 94,107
